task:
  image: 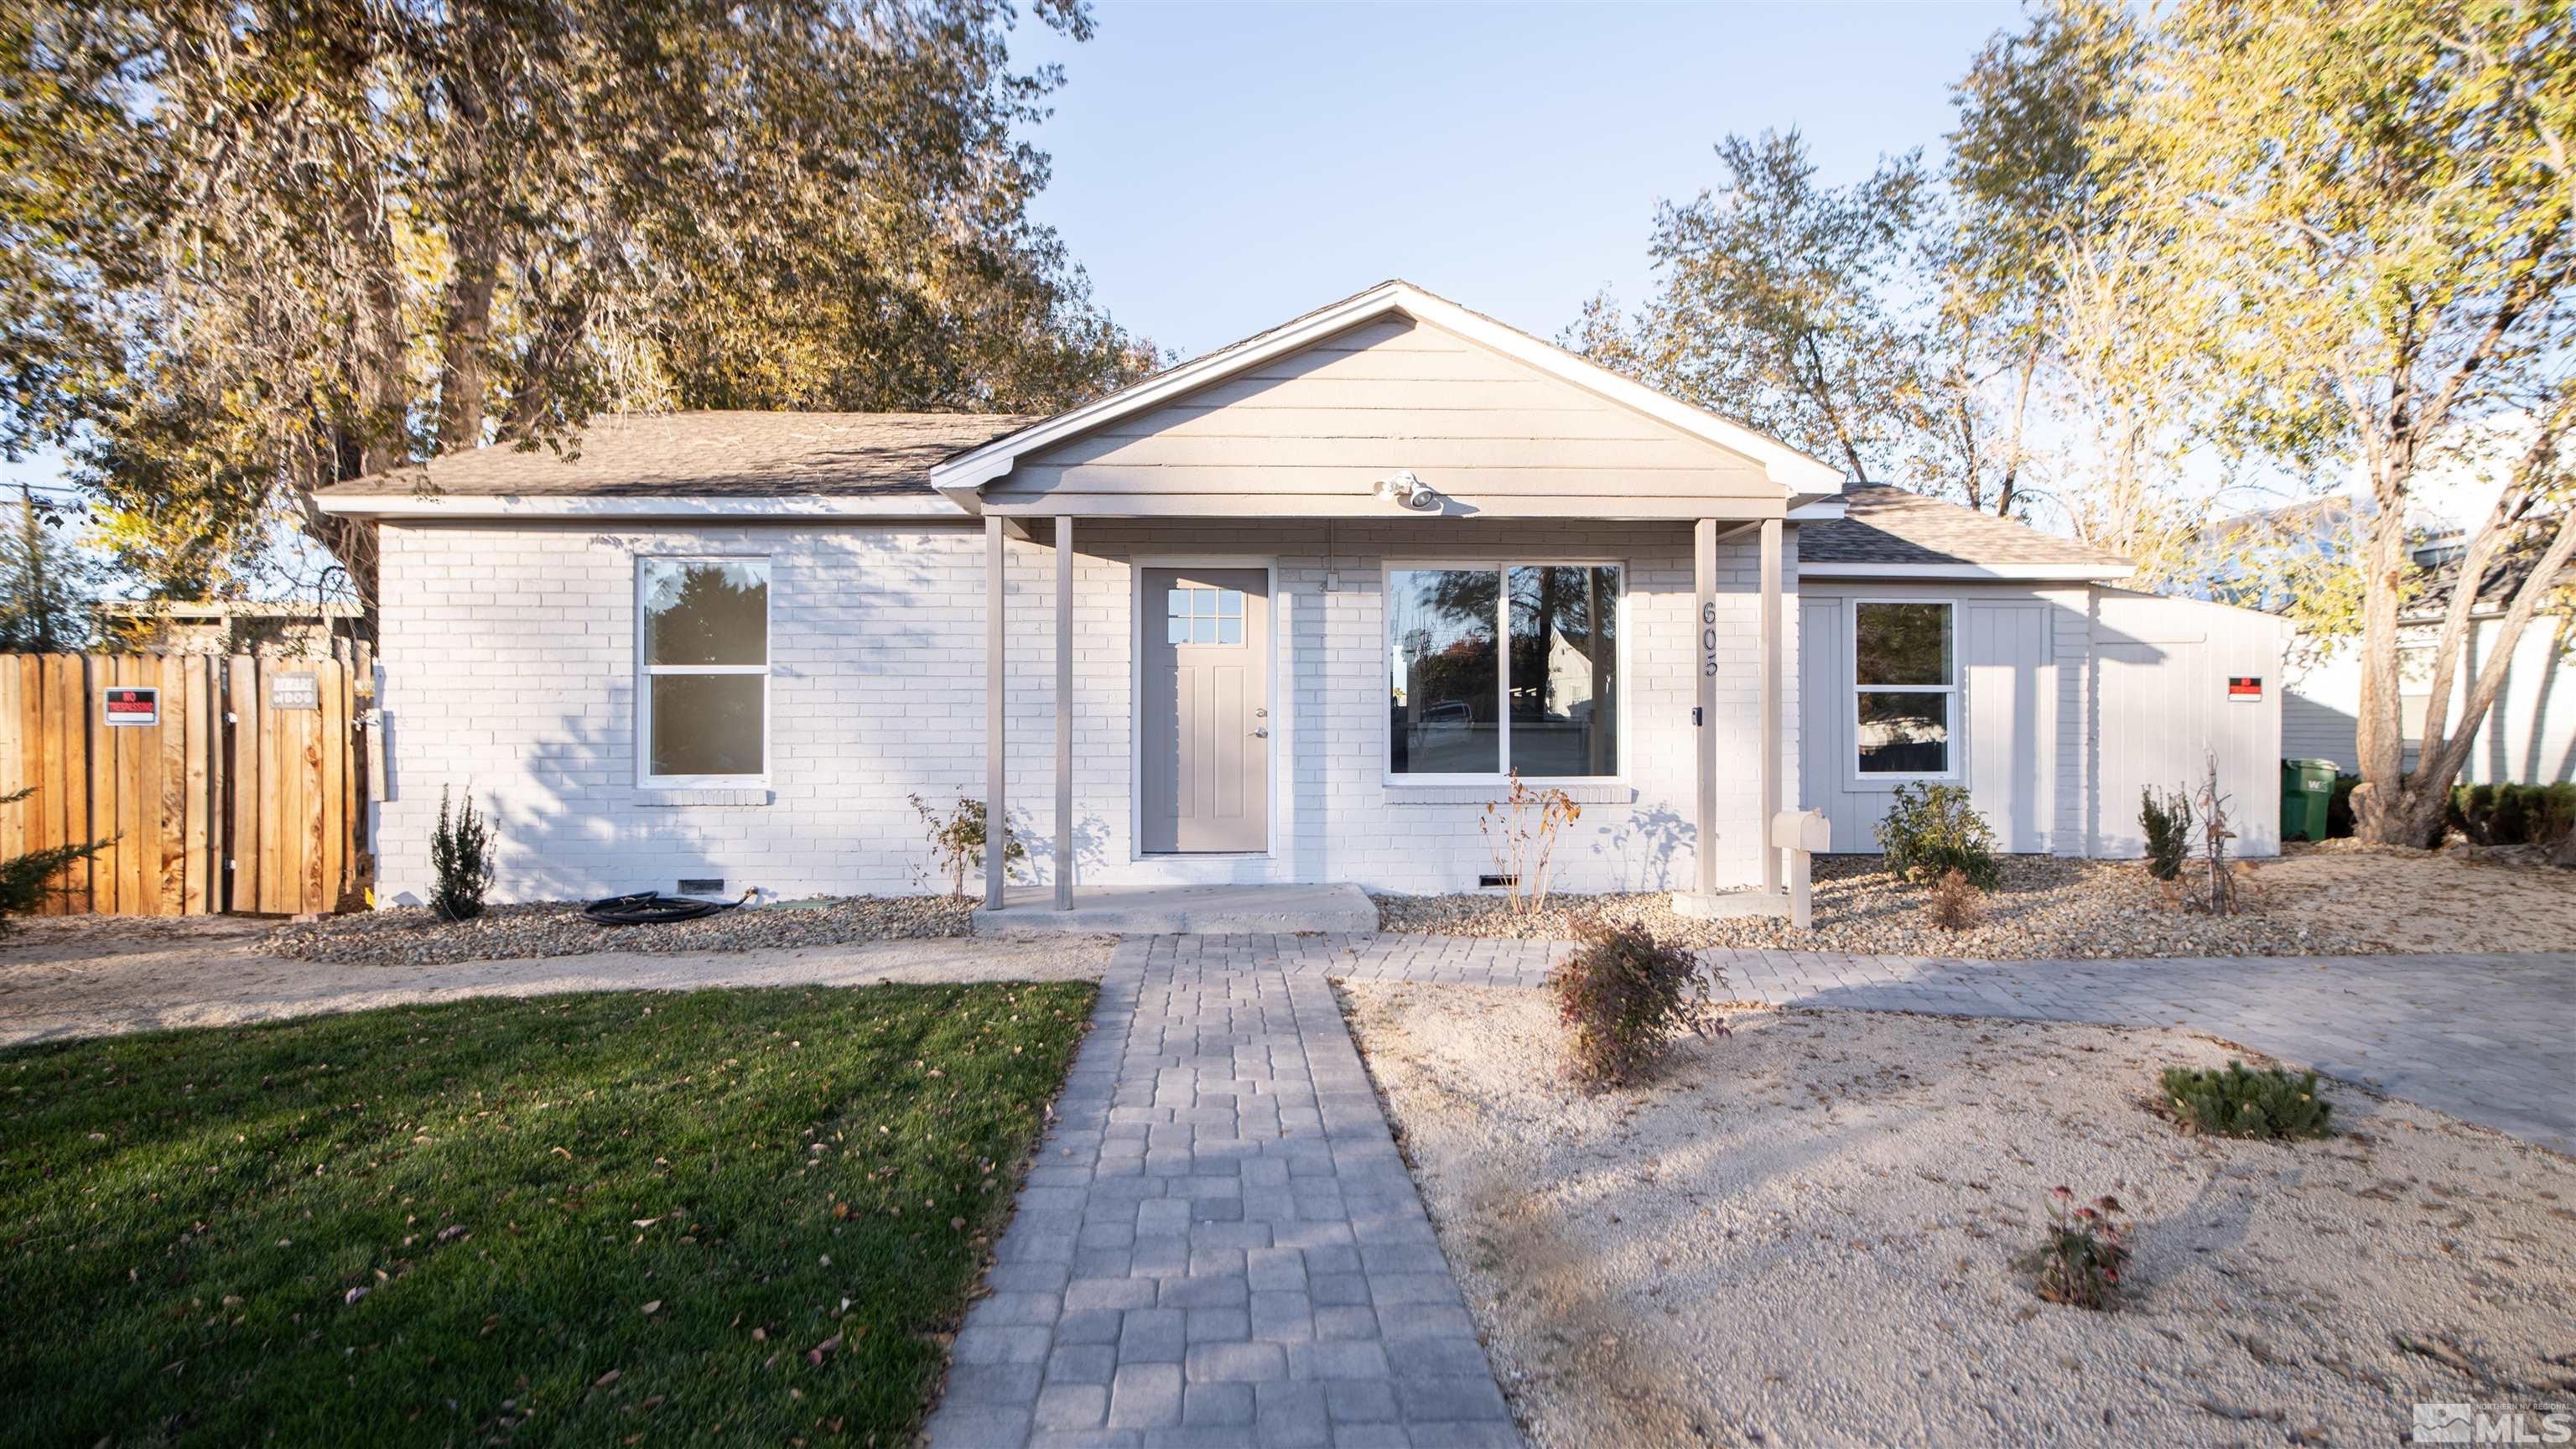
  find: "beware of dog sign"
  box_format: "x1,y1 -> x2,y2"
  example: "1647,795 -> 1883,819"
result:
103,686 -> 159,727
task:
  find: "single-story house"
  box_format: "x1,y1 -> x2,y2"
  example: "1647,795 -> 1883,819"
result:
316,280 -> 2288,911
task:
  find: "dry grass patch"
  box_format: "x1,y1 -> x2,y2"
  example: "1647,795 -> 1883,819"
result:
1340,981 -> 2576,1449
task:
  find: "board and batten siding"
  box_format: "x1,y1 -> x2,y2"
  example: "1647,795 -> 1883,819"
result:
2088,589 -> 2288,857
985,317 -> 1783,518
1796,583 -> 2069,855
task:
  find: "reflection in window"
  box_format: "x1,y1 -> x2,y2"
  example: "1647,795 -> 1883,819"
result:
1388,564 -> 1620,777
1509,566 -> 1618,776
1854,601 -> 1952,775
1388,569 -> 1501,775
641,558 -> 769,779
1165,586 -> 1244,646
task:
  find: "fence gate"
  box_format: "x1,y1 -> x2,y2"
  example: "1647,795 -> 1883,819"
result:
0,652 -> 367,917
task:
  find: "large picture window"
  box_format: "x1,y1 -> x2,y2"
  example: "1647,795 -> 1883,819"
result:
640,557 -> 770,782
1388,564 -> 1619,778
1853,600 -> 1952,776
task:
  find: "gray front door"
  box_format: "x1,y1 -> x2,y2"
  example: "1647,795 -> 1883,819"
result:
1141,567 -> 1270,854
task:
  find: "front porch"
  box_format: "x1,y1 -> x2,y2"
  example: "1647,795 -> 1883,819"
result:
971,512 -> 1805,916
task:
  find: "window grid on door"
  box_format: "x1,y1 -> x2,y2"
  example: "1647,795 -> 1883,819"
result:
1165,586 -> 1244,646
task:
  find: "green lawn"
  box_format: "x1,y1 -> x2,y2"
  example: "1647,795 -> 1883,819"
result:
0,983 -> 1093,1447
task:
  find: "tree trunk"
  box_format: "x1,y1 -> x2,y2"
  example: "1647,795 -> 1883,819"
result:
2350,454 -> 2417,844
436,227 -> 501,450
1799,331 -> 1867,482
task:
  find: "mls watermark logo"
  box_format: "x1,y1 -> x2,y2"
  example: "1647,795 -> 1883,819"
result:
2417,1402 -> 2576,1445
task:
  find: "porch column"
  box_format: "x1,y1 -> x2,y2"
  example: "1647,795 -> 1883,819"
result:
1693,518 -> 1718,896
984,517 -> 1007,906
1054,515 -> 1075,911
1759,516 -> 1784,896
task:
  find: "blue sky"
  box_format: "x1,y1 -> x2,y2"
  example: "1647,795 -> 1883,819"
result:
1015,1 -> 2019,356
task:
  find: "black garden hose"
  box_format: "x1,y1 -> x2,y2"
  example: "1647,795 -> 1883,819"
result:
581,891 -> 750,927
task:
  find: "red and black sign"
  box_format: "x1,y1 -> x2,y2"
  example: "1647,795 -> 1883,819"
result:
103,686 -> 160,727
2227,676 -> 2263,702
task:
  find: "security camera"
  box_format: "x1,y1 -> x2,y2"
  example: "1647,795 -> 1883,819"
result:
1374,470 -> 1441,512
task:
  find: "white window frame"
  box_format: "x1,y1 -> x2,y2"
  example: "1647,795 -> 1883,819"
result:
636,553 -> 773,787
1381,558 -> 1628,786
1850,596 -> 1958,782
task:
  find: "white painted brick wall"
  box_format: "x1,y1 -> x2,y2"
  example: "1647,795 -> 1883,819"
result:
377,517 -> 1784,902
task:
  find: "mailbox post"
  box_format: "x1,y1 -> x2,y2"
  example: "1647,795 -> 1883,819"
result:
1768,808 -> 1830,930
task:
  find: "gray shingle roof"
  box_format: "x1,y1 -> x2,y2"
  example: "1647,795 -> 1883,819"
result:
1799,484 -> 2133,573
317,411 -> 1040,498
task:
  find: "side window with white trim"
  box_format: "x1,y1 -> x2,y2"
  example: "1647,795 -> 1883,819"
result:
1854,600 -> 1953,776
641,558 -> 770,782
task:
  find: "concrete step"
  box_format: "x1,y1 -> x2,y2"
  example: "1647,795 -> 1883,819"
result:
973,881 -> 1378,935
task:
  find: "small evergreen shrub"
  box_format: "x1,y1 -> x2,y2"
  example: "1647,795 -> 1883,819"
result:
2449,782 -> 2576,846
0,787 -> 105,933
2326,773 -> 2357,839
428,787 -> 496,922
1925,868 -> 1981,931
1875,782 -> 2000,890
2158,1061 -> 2333,1140
2021,1187 -> 2131,1311
2140,786 -> 2194,880
1546,927 -> 1721,1090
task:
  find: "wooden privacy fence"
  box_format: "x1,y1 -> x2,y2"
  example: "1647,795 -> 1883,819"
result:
0,653 -> 367,917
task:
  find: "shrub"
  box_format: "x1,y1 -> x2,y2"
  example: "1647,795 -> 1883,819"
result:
910,792 -> 1023,900
2140,786 -> 2194,881
2158,1061 -> 2333,1140
1481,770 -> 1581,915
2022,1187 -> 2131,1311
1925,868 -> 1981,931
1875,782 -> 2000,890
0,787 -> 105,933
1546,928 -> 1721,1090
2449,782 -> 2576,846
2326,773 -> 2357,839
428,787 -> 496,922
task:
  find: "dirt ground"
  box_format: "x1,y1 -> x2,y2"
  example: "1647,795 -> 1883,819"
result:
0,916 -> 1113,1047
1341,981 -> 2576,1449
2262,842 -> 2576,953
1378,841 -> 2576,958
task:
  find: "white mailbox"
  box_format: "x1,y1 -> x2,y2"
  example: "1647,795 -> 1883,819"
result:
1769,808 -> 1829,854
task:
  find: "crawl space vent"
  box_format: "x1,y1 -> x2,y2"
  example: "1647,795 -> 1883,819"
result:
1478,874 -> 1520,890
677,878 -> 724,896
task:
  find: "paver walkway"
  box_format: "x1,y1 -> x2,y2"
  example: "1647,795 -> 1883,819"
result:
925,940 -> 1519,1449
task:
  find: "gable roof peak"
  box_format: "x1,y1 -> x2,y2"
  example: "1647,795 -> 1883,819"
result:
928,279 -> 1848,505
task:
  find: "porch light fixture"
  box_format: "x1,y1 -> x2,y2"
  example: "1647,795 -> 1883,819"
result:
1374,470 -> 1441,512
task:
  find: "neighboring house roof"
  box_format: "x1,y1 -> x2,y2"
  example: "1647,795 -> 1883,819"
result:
314,412 -> 1036,513
2407,534 -> 2576,619
1797,484 -> 2135,580
928,278 -> 1848,509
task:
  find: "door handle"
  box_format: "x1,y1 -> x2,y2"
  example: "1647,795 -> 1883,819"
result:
1252,727 -> 1270,739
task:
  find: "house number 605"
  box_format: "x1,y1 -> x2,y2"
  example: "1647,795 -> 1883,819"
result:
1701,601 -> 1719,677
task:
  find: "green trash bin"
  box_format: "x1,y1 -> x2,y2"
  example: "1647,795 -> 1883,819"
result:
2281,759 -> 2338,842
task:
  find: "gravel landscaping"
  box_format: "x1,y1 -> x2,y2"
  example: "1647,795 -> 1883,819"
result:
1342,980 -> 2576,1449
1374,845 -> 2576,957
269,894 -> 974,966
